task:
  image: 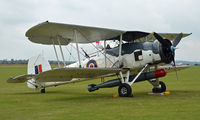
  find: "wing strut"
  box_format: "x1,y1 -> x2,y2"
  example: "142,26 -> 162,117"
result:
57,37 -> 66,66
74,29 -> 82,68
73,28 -> 116,68
118,34 -> 123,67
104,40 -> 107,68
52,39 -> 61,67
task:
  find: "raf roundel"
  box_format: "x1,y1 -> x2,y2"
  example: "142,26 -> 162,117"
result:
86,59 -> 98,68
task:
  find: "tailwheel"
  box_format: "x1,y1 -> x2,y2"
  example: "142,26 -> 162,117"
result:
118,83 -> 133,97
152,81 -> 166,93
41,88 -> 46,93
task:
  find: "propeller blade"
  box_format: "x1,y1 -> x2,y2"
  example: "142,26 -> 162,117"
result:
152,32 -> 163,41
172,33 -> 183,47
152,32 -> 171,47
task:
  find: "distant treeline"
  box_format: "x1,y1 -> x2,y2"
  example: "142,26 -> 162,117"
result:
49,60 -> 75,65
176,60 -> 200,66
1,59 -> 200,66
0,59 -> 75,65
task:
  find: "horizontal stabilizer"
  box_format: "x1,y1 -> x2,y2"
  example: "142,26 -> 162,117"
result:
7,74 -> 35,83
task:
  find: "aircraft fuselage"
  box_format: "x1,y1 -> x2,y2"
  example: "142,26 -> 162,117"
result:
68,40 -> 172,69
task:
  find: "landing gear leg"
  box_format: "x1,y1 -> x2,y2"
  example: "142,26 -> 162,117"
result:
152,81 -> 166,93
118,70 -> 133,97
118,64 -> 148,97
41,88 -> 45,93
149,78 -> 166,93
148,65 -> 166,93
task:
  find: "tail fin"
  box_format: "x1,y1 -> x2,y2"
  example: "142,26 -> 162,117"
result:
27,54 -> 51,75
27,54 -> 51,89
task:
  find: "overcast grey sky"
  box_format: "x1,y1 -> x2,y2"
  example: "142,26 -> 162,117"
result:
0,0 -> 199,61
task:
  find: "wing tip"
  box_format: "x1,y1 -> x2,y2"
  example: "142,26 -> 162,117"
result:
7,77 -> 14,83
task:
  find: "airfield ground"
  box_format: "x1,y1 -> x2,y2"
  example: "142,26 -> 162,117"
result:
0,65 -> 200,120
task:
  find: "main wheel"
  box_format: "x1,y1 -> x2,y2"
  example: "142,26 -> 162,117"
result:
41,88 -> 45,93
152,81 -> 166,93
118,83 -> 132,97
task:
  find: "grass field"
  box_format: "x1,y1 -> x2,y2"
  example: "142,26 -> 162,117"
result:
0,65 -> 200,120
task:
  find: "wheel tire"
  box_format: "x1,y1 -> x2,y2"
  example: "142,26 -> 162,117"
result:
152,81 -> 166,93
118,83 -> 132,97
41,88 -> 45,93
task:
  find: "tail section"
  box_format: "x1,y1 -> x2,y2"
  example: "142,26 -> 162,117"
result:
27,54 -> 51,74
27,54 -> 51,88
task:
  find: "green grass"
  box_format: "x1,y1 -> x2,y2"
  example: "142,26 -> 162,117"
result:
0,65 -> 200,120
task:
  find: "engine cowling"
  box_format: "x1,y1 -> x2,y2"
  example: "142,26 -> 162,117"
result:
158,41 -> 174,64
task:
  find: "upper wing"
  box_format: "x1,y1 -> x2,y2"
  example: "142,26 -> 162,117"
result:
26,21 -> 191,45
109,32 -> 192,42
135,33 -> 192,42
26,21 -> 125,45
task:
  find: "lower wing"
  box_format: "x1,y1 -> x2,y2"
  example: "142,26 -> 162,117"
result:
156,65 -> 189,73
7,65 -> 189,83
7,68 -> 125,83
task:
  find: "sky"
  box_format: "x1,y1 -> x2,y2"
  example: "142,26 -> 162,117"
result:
0,0 -> 199,61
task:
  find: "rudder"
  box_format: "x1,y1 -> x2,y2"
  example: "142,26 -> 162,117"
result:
27,54 -> 51,74
27,54 -> 51,89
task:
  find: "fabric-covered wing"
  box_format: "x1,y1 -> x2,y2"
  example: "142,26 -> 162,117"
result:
157,65 -> 189,73
26,21 -> 125,45
108,32 -> 192,42
7,74 -> 35,83
26,21 -> 191,45
108,31 -> 150,41
134,33 -> 192,42
34,68 -> 124,82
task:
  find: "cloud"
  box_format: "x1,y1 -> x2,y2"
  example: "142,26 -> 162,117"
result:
0,0 -> 199,61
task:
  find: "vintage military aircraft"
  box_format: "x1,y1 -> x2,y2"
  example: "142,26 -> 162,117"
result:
8,21 -> 191,97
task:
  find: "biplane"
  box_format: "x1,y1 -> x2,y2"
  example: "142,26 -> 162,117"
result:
8,21 -> 191,97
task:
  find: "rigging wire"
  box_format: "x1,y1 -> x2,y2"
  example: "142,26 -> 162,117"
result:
63,29 -> 119,68
69,44 -> 86,58
65,45 -> 76,61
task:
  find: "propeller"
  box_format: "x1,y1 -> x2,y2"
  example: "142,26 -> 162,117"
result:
152,32 -> 183,80
172,33 -> 183,47
153,32 -> 172,47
